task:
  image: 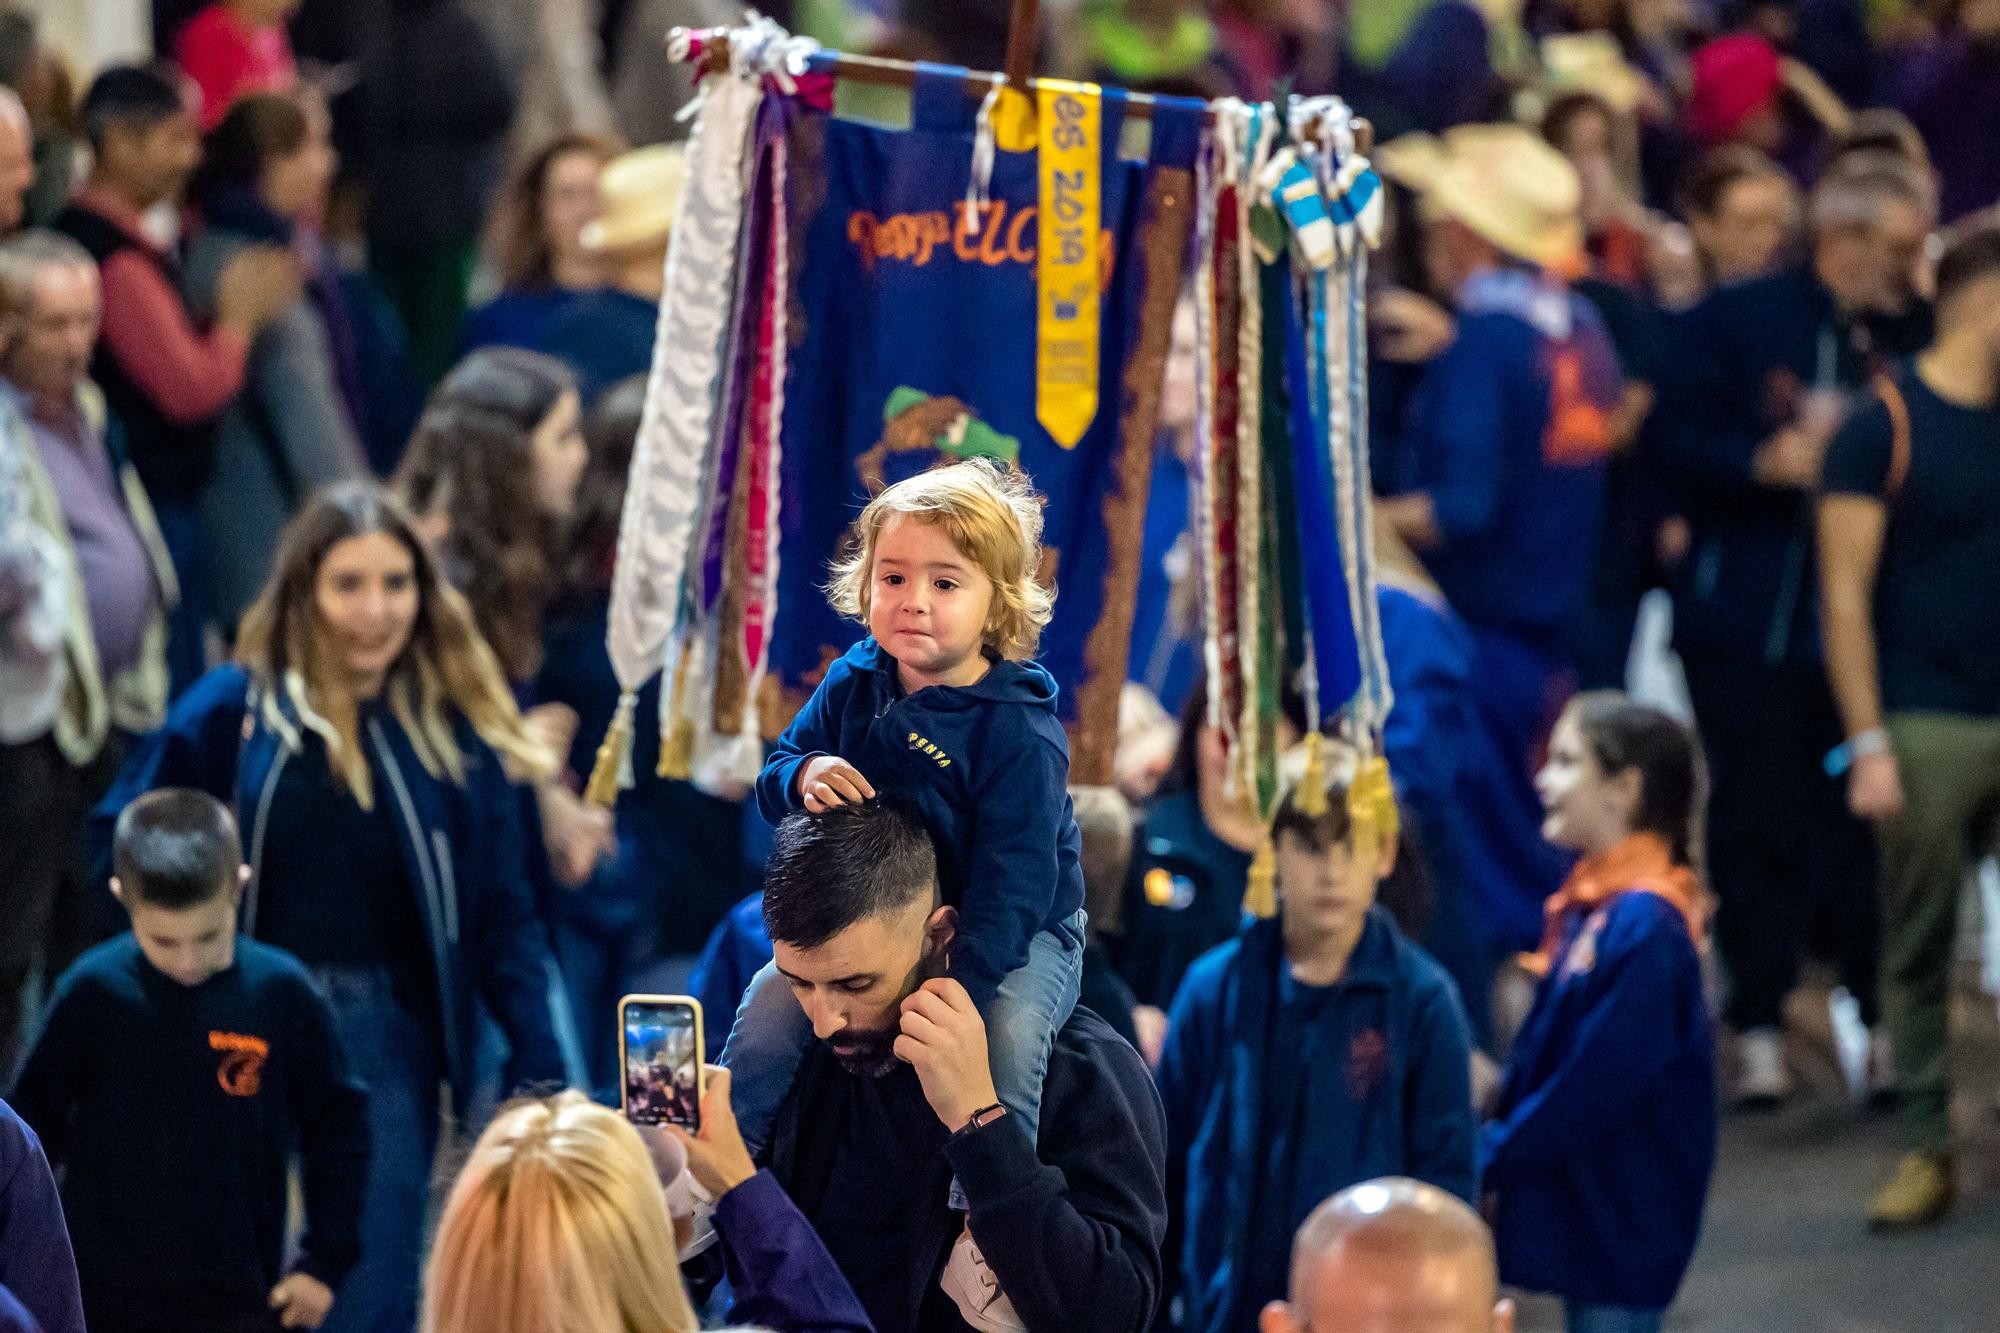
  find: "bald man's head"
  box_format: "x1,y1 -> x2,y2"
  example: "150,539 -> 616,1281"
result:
1260,1178 -> 1515,1333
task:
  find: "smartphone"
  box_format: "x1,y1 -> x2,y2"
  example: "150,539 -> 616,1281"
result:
618,994 -> 704,1130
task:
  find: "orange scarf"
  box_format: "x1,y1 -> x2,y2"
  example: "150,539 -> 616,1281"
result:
1526,833 -> 1706,976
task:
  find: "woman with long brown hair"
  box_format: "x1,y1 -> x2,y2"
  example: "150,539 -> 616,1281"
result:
392,346 -> 611,898
460,130 -> 620,356
91,479 -> 567,1332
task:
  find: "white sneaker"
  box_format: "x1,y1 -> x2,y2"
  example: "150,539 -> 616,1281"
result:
941,1226 -> 1027,1332
1734,1028 -> 1792,1108
666,1164 -> 719,1260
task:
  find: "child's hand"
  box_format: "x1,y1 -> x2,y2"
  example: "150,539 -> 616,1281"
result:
269,1272 -> 334,1329
798,755 -> 876,812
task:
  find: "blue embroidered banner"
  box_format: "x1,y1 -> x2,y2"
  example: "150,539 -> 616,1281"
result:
762,68 -> 1207,779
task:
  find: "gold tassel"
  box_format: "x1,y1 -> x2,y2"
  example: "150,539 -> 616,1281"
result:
1244,834 -> 1278,920
656,662 -> 695,781
659,719 -> 694,780
1295,732 -> 1329,817
583,691 -> 636,808
1346,754 -> 1399,866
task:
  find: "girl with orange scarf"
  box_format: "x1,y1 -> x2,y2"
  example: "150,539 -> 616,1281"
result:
1481,692 -> 1717,1333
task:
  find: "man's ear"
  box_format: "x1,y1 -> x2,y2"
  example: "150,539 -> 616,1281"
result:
1494,1296 -> 1517,1332
230,863 -> 251,906
1258,1300 -> 1300,1333
108,875 -> 126,906
924,901 -> 959,961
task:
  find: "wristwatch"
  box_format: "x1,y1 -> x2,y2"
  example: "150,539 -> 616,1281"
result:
955,1102 -> 1007,1137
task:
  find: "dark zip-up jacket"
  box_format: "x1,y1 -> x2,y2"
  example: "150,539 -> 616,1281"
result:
1655,266 -> 1931,665
87,664 -> 564,1109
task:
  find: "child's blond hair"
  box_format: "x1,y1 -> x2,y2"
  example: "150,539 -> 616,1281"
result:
827,460 -> 1055,661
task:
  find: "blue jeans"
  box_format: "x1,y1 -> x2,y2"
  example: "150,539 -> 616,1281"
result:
1566,1301 -> 1665,1333
313,968 -> 443,1333
722,911 -> 1086,1164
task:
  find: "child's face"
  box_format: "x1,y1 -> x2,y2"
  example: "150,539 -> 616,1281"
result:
868,513 -> 996,686
1275,827 -> 1381,944
124,893 -> 238,988
1535,712 -> 1638,855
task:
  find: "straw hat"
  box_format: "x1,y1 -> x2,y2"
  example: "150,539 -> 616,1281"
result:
1540,33 -> 1652,114
580,143 -> 688,254
1377,123 -> 1582,269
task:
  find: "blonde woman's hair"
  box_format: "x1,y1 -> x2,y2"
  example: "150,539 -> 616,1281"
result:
235,480 -> 554,809
826,460 -> 1055,661
422,1091 -> 699,1333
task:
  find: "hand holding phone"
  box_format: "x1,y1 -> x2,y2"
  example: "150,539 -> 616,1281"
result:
663,1066 -> 757,1198
619,995 -> 705,1130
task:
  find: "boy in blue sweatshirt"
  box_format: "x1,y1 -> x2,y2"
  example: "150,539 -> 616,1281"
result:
728,461 -> 1086,1180
10,789 -> 369,1333
1156,758 -> 1477,1333
1483,693 -> 1715,1333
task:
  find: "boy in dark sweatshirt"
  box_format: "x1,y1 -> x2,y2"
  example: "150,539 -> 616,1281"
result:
1155,759 -> 1477,1333
10,789 -> 368,1333
727,461 -> 1086,1309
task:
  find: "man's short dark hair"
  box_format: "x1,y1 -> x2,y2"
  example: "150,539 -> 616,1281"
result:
1934,213 -> 2000,318
80,63 -> 185,152
113,788 -> 242,911
762,803 -> 938,949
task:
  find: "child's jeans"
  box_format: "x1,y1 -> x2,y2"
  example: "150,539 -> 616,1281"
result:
1566,1302 -> 1665,1333
723,910 -> 1087,1182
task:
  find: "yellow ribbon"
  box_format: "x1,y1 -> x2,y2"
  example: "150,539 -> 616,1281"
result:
1036,80 -> 1101,449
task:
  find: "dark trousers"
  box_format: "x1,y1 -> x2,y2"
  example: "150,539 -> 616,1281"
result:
0,734 -> 125,1081
151,499 -> 212,698
1878,713 -> 2000,1152
1681,652 -> 1879,1031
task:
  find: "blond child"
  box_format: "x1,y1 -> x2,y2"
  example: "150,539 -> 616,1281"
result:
726,461 -> 1087,1185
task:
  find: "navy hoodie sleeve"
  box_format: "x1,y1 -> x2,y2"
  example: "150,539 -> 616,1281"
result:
946,1021 -> 1168,1333
1413,316 -> 1520,544
464,747 -> 566,1089
285,973 -> 370,1288
1402,972 -> 1478,1204
715,1170 -> 876,1332
954,732 -> 1072,1008
86,664 -> 252,893
7,965 -> 91,1167
756,657 -> 858,825
1479,896 -> 1704,1184
0,1101 -> 85,1333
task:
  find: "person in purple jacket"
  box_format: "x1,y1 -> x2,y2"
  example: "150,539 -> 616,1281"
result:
421,1085 -> 873,1333
0,1098 -> 84,1333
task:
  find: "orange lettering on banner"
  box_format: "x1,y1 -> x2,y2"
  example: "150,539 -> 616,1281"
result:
849,204 -> 1117,288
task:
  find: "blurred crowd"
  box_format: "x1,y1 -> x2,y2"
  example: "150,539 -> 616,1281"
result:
0,0 -> 1998,1331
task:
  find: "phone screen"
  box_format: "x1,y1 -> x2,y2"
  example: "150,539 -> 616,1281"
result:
619,996 -> 703,1129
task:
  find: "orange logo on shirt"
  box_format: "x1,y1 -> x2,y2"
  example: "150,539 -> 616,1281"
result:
1543,347 -> 1613,466
209,1031 -> 269,1097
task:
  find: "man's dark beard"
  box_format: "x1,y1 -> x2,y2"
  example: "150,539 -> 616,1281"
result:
827,943 -> 948,1078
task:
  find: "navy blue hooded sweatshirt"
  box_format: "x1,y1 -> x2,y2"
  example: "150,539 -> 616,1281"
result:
756,637 -> 1085,1009
1480,891 -> 1716,1310
1157,910 -> 1476,1333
